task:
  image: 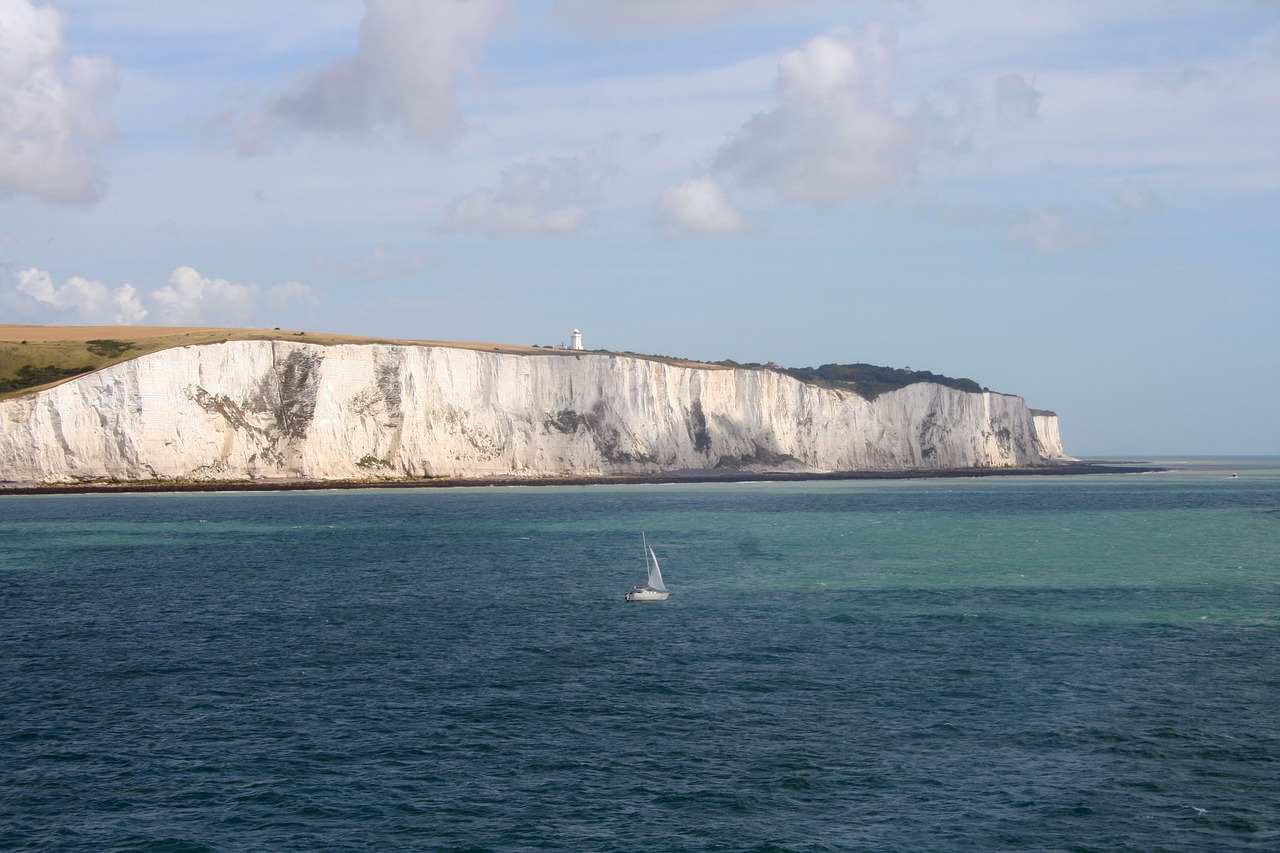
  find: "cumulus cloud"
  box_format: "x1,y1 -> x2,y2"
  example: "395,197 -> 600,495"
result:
440,145 -> 618,237
12,268 -> 146,323
241,0 -> 505,151
652,177 -> 747,238
150,267 -> 258,325
0,0 -> 118,203
715,24 -> 921,204
4,263 -> 319,325
151,268 -> 321,324
700,24 -> 1045,210
317,245 -> 430,282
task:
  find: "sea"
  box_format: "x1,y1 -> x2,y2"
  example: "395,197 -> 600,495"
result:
2,458 -> 1277,852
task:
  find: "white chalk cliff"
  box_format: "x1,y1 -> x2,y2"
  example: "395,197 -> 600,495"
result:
0,341 -> 1070,485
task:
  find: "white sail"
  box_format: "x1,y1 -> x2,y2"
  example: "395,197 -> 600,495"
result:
646,542 -> 666,592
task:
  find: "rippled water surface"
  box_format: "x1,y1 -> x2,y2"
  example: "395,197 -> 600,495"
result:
3,459 -> 1278,851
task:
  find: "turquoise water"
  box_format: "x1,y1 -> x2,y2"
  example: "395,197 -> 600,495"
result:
2,459 -> 1277,851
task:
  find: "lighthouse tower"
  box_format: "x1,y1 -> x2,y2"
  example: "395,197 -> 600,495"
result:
570,328 -> 583,350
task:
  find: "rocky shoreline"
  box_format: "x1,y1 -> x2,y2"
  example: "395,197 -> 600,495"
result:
0,462 -> 1167,496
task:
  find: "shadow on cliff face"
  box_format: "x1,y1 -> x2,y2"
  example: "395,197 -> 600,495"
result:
275,348 -> 322,440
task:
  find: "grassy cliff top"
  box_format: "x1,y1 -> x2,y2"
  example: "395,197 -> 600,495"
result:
0,325 -> 994,403
0,325 -> 715,399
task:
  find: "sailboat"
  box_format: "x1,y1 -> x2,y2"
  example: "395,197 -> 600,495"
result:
624,533 -> 670,601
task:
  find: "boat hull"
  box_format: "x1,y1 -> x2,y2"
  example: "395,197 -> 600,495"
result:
624,587 -> 669,602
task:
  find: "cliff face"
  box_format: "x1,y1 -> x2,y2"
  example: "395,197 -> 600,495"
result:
0,341 -> 1069,485
1032,412 -> 1066,464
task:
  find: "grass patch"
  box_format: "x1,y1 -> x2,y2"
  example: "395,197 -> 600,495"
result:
0,326 -> 550,399
0,328 -> 357,398
85,339 -> 137,358
0,363 -> 97,393
0,325 -> 732,399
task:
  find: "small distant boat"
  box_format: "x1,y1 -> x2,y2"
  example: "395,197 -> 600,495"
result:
1229,473 -> 1239,479
624,533 -> 670,602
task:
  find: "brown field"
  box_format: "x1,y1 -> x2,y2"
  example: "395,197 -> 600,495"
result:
0,324 -> 721,399
1,325 -> 218,342
0,324 -> 546,351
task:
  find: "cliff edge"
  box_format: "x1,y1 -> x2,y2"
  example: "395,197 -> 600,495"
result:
0,340 -> 1070,486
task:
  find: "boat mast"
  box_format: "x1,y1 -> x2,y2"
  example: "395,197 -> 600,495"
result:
642,532 -> 649,581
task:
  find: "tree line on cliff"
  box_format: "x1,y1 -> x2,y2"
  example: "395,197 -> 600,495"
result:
717,360 -> 985,401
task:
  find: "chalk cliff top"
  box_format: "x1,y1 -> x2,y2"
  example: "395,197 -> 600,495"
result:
0,324 -> 717,399
0,324 -> 997,406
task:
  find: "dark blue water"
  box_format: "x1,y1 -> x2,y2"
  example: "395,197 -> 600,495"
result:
3,460 -> 1278,851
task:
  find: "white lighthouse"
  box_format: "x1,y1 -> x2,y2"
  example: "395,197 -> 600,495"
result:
570,328 -> 583,350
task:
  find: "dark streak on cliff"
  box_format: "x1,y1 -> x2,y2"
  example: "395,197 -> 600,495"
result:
689,400 -> 712,454
276,348 -> 322,440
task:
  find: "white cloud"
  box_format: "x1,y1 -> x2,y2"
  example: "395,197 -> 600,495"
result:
112,283 -> 147,324
0,0 -> 118,203
4,260 -> 321,327
652,177 -> 747,238
12,267 -> 146,323
245,0 -> 506,151
715,25 -> 921,204
151,267 -> 256,325
651,22 -> 1051,215
440,145 -> 618,237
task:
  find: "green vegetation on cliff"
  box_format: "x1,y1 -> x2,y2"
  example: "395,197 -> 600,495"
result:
0,339 -> 143,393
0,328 -> 382,399
0,363 -> 97,394
719,360 -> 985,400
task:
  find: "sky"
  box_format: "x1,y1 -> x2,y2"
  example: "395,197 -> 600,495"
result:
1,0 -> 1277,456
